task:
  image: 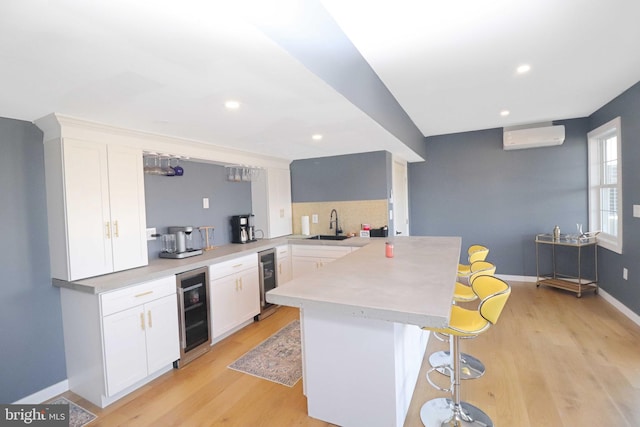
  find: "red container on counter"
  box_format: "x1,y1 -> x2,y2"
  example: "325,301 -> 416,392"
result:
385,242 -> 394,258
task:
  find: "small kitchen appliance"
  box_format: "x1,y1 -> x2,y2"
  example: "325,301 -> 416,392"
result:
231,214 -> 256,244
160,226 -> 203,258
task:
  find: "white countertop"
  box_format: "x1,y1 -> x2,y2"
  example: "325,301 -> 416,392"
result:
267,236 -> 461,328
53,235 -> 371,294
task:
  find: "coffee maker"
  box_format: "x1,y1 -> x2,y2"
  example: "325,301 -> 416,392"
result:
231,214 -> 256,244
159,226 -> 203,259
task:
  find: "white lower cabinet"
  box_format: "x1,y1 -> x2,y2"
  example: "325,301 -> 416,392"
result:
102,291 -> 179,396
277,245 -> 292,284
292,245 -> 354,278
210,254 -> 260,339
59,275 -> 179,408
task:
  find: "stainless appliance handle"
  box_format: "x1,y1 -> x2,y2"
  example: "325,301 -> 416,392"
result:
258,261 -> 266,307
182,282 -> 203,293
177,289 -> 187,349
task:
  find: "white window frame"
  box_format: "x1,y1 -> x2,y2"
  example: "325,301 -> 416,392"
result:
587,116 -> 622,254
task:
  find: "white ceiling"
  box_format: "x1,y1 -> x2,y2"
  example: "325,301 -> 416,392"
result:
2,0 -> 640,163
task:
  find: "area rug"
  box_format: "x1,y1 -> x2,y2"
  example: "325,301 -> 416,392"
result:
228,320 -> 302,387
47,397 -> 97,427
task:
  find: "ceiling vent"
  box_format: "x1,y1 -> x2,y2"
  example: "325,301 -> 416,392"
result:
503,124 -> 565,150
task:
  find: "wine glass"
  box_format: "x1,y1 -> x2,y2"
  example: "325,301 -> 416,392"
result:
171,157 -> 184,176
160,154 -> 175,176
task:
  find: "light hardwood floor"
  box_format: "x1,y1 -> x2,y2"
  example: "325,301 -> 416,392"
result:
56,281 -> 640,426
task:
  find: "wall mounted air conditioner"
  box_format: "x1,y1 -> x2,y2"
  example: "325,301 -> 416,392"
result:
503,124 -> 565,150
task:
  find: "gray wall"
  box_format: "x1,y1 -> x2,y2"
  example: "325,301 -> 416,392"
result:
144,161 -> 252,258
290,151 -> 390,202
408,118 -> 590,276
0,118 -> 67,403
588,81 -> 640,315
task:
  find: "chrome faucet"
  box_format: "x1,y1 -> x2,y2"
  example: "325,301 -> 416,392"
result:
329,209 -> 342,236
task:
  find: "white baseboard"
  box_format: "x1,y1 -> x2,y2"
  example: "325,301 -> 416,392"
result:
598,288 -> 640,328
499,274 -> 640,328
497,274 -> 536,283
13,379 -> 69,404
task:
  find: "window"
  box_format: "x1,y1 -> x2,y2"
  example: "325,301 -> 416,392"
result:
588,116 -> 622,254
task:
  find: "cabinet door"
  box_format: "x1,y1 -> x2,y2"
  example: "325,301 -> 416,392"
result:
251,168 -> 292,238
268,168 -> 293,238
107,145 -> 148,272
277,245 -> 292,284
292,257 -> 320,278
317,257 -> 337,269
278,256 -> 292,284
102,306 -> 148,396
210,275 -> 238,338
236,267 -> 260,322
144,294 -> 180,374
63,139 -> 113,280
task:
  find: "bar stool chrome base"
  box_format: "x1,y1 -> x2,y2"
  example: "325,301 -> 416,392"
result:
429,350 -> 485,379
420,398 -> 493,427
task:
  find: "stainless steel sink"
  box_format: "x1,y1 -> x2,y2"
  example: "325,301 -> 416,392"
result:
307,235 -> 350,241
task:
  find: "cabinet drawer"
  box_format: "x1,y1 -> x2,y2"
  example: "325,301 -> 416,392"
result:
209,253 -> 259,279
101,276 -> 176,316
276,245 -> 290,258
291,245 -> 352,259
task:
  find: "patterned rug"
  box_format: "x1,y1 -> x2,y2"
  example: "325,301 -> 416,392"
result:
47,397 -> 97,427
228,320 -> 302,387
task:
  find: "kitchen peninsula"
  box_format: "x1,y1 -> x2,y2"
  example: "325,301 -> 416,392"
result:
266,236 -> 461,427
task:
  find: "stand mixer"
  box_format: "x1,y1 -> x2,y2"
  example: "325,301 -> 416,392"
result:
160,226 -> 203,259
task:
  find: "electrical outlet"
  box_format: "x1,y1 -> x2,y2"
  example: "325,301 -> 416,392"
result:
203,198 -> 209,209
146,228 -> 157,241
623,267 -> 628,280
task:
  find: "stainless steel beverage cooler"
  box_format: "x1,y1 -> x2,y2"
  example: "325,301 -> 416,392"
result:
256,248 -> 278,320
174,267 -> 211,367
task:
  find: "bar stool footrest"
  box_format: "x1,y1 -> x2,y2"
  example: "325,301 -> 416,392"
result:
428,350 -> 485,380
426,366 -> 452,393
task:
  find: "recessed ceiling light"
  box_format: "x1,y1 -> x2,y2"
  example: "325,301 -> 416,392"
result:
225,100 -> 240,110
500,110 -> 510,117
311,134 -> 323,141
516,64 -> 531,74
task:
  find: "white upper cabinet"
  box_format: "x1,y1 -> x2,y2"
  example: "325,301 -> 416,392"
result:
44,138 -> 148,280
251,168 -> 293,238
105,145 -> 149,272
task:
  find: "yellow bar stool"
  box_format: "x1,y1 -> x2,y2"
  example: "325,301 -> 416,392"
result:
429,261 -> 496,380
457,245 -> 489,282
420,275 -> 511,427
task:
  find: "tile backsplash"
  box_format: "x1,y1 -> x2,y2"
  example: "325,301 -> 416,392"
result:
292,199 -> 389,236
